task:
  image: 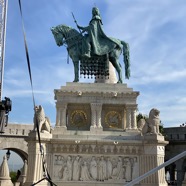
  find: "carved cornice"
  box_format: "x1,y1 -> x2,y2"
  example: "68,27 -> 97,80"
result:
49,141 -> 143,155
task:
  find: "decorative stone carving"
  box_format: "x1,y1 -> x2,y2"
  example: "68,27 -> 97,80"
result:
51,143 -> 141,156
53,155 -> 138,183
112,157 -> 125,180
124,157 -> 132,182
98,156 -> 107,181
80,160 -> 93,181
72,156 -> 81,181
90,156 -> 98,180
138,108 -> 161,135
91,103 -> 102,128
131,157 -> 139,180
106,157 -> 113,179
105,111 -> 121,128
70,110 -> 87,128
148,108 -> 160,134
33,105 -> 52,133
66,104 -> 91,130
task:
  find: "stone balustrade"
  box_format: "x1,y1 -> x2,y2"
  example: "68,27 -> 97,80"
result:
1,124 -> 33,136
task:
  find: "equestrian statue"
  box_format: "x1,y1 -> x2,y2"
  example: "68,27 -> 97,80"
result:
51,7 -> 130,83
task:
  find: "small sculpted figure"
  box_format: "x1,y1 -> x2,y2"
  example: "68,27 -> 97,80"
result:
137,108 -> 161,135
112,157 -> 124,180
54,155 -> 65,179
57,156 -> 65,179
132,157 -> 139,180
90,156 -> 98,180
80,161 -> 92,181
33,105 -> 52,133
72,156 -> 81,181
106,157 -> 113,179
98,156 -> 107,181
148,108 -> 160,134
66,156 -> 73,181
124,158 -> 132,182
61,166 -> 69,181
116,157 -> 124,180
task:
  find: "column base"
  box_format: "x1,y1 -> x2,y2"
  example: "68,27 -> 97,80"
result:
90,126 -> 103,133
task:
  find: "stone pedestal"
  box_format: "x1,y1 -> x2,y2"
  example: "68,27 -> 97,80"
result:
24,131 -> 52,186
53,82 -> 139,133
25,82 -> 168,186
51,83 -> 168,186
140,135 -> 168,186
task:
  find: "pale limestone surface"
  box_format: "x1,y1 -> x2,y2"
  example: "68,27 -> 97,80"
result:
95,62 -> 117,83
24,83 -> 168,186
0,156 -> 13,186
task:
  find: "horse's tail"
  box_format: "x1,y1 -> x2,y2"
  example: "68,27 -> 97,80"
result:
121,40 -> 130,79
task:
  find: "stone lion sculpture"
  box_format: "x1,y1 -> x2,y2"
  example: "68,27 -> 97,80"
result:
137,108 -> 161,135
33,105 -> 52,133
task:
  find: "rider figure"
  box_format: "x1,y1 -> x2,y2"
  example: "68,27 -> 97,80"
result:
77,7 -> 116,58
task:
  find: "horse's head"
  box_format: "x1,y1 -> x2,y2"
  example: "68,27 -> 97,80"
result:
51,25 -> 65,46
51,24 -> 81,47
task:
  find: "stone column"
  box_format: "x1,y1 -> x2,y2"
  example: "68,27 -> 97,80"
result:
24,133 -> 52,186
131,106 -> 137,129
126,105 -> 138,130
24,142 -> 43,185
122,109 -> 126,129
55,105 -> 60,127
90,103 -> 102,129
126,107 -> 131,130
59,103 -> 67,127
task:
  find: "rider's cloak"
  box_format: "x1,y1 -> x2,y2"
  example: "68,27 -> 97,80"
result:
87,16 -> 121,56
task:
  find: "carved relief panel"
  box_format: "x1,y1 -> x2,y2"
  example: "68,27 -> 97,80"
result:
67,104 -> 91,130
52,154 -> 139,183
102,104 -> 124,130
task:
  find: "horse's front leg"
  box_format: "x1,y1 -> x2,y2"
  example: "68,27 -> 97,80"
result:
117,64 -> 123,84
110,56 -> 123,83
73,60 -> 79,82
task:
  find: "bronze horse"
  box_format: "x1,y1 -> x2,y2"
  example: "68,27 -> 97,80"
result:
51,24 -> 130,83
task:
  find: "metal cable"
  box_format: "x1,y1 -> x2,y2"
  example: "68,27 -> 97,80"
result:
18,1 -> 56,185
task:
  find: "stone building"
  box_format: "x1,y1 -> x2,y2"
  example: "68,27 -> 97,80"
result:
164,126 -> 186,186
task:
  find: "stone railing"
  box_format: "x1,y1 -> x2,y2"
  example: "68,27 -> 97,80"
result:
1,123 -> 33,136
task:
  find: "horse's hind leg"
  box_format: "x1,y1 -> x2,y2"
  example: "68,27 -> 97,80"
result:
117,63 -> 123,83
110,57 -> 123,83
73,60 -> 79,82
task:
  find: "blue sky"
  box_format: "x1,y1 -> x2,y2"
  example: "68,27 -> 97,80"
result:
2,0 -> 186,128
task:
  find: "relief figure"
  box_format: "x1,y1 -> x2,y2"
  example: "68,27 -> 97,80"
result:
72,156 -> 81,181
90,156 -> 98,180
80,161 -> 92,181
